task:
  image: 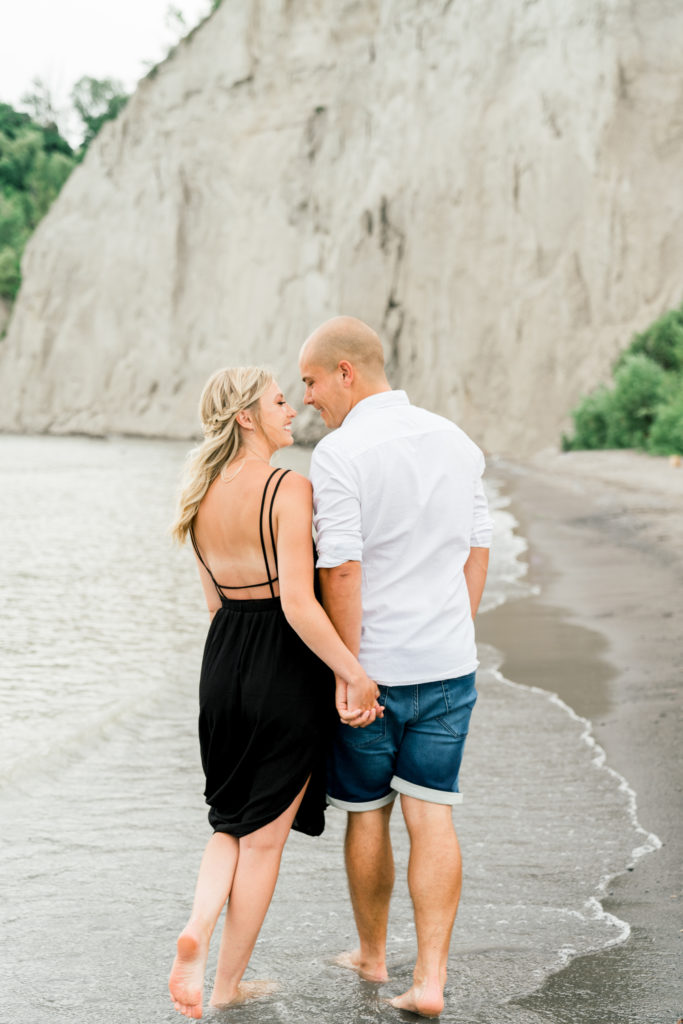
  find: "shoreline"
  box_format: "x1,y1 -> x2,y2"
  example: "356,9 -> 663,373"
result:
2,434 -> 680,1021
478,450 -> 683,1022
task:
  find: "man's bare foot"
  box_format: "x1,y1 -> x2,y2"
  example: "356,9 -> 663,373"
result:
388,979 -> 445,1018
169,928 -> 209,1019
210,979 -> 278,1007
334,949 -> 389,983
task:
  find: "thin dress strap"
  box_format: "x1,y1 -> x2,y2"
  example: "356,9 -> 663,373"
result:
259,468 -> 290,597
190,526 -> 220,589
192,467 -> 291,600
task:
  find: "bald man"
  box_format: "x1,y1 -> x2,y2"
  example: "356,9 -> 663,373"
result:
299,317 -> 493,1017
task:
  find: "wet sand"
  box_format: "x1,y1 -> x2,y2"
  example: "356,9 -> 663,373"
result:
477,450 -> 683,1022
2,438 -> 680,1023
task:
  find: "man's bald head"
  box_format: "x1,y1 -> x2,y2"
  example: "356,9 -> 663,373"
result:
299,316 -> 391,427
300,316 -> 386,380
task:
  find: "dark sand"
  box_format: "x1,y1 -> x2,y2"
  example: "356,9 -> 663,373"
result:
477,450 -> 683,1023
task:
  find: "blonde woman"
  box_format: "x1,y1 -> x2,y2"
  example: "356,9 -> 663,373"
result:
168,367 -> 379,1019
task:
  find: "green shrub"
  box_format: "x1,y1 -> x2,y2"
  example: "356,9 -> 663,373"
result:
562,386 -> 614,450
603,354 -> 666,449
648,387 -> 683,455
620,304 -> 683,374
563,303 -> 683,454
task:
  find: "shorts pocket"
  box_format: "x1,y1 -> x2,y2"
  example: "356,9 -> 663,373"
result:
438,676 -> 477,739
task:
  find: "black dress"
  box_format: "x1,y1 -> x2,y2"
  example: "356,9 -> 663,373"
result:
190,468 -> 334,838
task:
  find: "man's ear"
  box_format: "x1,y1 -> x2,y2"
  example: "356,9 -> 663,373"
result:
338,360 -> 354,385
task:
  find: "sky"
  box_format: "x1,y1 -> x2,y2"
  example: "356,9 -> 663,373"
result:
0,0 -> 212,141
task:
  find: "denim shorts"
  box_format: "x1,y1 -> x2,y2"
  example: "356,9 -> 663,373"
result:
327,672 -> 477,811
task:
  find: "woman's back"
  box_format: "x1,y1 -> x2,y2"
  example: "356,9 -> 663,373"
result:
192,463 -> 290,601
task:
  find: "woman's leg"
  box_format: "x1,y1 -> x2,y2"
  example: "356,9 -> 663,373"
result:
209,779 -> 309,1006
169,831 -> 239,1019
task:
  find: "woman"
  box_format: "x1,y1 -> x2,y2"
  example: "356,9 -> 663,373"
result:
168,367 -> 379,1019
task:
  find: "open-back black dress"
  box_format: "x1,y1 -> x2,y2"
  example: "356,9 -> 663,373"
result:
190,468 -> 334,838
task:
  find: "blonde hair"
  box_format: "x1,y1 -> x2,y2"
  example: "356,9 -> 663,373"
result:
170,366 -> 274,543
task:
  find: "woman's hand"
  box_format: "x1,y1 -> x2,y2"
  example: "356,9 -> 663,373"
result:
335,674 -> 384,728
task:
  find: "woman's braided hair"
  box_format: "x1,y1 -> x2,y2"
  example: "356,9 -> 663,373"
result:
170,366 -> 273,543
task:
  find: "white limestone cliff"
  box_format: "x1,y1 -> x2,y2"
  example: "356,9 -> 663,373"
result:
1,0 -> 682,453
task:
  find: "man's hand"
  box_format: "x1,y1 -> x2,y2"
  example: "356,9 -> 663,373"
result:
335,676 -> 383,728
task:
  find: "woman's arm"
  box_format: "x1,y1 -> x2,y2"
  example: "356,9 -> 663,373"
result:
275,473 -> 378,713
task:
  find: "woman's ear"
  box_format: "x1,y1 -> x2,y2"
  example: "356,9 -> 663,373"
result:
235,408 -> 254,430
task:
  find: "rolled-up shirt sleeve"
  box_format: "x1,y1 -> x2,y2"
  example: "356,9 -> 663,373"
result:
470,453 -> 494,548
310,443 -> 363,568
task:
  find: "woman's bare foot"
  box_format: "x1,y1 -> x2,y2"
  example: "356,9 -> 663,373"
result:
210,979 -> 278,1007
388,978 -> 445,1018
334,949 -> 389,983
169,927 -> 209,1019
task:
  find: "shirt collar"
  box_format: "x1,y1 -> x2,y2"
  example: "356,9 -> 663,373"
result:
342,389 -> 410,427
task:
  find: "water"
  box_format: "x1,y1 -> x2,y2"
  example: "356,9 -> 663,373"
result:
0,435 -> 658,1023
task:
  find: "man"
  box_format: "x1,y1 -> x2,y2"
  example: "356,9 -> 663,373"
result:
299,316 -> 492,1018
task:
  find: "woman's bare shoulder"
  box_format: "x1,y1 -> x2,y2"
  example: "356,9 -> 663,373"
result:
279,469 -> 312,490
276,470 -> 313,505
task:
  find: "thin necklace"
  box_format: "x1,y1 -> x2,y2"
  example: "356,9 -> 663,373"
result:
220,455 -> 271,483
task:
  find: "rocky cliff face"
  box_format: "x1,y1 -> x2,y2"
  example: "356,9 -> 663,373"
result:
1,0 -> 682,453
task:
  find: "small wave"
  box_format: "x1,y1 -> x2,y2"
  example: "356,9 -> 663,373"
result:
476,469 -> 661,995
487,661 -> 661,985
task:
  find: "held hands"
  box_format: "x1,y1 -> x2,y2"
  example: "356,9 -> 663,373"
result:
335,672 -> 384,729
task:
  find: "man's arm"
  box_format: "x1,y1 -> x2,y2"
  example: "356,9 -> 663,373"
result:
463,546 -> 489,618
465,448 -> 493,618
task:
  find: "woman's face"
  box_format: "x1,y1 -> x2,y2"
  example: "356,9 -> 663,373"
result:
257,380 -> 297,450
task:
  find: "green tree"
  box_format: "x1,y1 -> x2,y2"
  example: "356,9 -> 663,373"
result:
0,77 -> 127,301
165,5 -> 188,33
19,77 -> 61,131
0,193 -> 28,247
0,102 -> 76,300
70,77 -> 128,152
0,194 -> 27,298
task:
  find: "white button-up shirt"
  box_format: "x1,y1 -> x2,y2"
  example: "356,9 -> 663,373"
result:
310,390 -> 493,685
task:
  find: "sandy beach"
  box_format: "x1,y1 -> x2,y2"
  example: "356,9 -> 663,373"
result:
477,450 -> 683,1022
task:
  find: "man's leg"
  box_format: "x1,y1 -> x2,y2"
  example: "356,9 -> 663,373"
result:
339,801 -> 395,982
389,795 -> 461,1017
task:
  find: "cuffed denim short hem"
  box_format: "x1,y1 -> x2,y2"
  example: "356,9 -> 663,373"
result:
326,791 -> 397,813
390,775 -> 464,805
327,673 -> 477,809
